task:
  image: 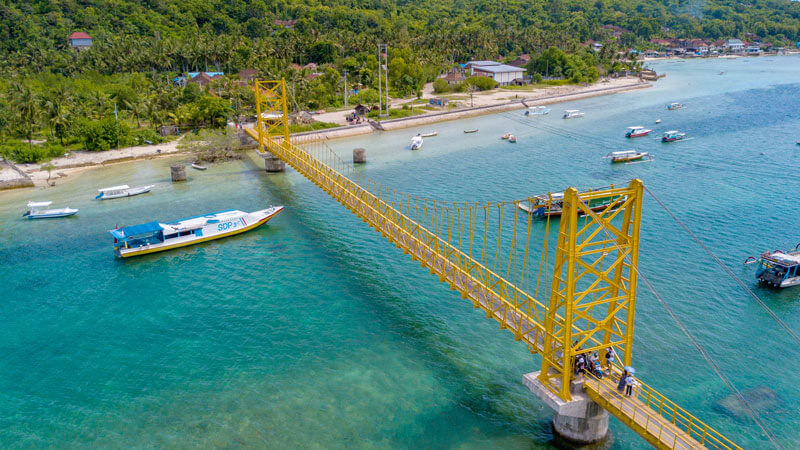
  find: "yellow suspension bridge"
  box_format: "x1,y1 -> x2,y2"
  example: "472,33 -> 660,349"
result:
245,80 -> 740,450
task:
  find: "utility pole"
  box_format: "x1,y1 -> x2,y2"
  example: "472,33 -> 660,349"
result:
378,43 -> 389,117
377,44 -> 383,118
343,70 -> 348,109
383,45 -> 389,117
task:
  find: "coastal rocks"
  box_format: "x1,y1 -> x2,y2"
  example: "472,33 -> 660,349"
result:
171,164 -> 187,182
0,160 -> 35,191
717,386 -> 780,419
353,148 -> 366,164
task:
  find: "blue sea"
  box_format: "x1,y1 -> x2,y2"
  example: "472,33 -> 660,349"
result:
2,56 -> 800,448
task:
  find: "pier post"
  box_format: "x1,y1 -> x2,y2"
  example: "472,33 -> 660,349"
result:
263,152 -> 286,172
170,164 -> 187,182
523,371 -> 609,445
353,148 -> 366,164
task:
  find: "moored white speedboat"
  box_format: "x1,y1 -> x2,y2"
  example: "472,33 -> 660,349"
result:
110,206 -> 284,258
661,130 -> 687,142
563,109 -> 585,119
410,134 -> 424,150
625,126 -> 652,138
23,201 -> 78,219
605,150 -> 652,163
96,184 -> 153,200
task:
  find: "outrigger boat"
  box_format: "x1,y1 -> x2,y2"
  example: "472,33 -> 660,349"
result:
463,129 -> 478,133
749,248 -> 800,288
662,130 -> 687,142
110,206 -> 283,258
625,126 -> 652,138
517,186 -> 620,218
191,162 -> 207,170
605,150 -> 652,163
666,102 -> 684,110
96,184 -> 153,200
563,109 -> 585,119
420,131 -> 438,137
410,134 -> 423,150
22,201 -> 78,219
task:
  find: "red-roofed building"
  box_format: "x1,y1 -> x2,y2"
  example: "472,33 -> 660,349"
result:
68,32 -> 92,50
509,54 -> 531,67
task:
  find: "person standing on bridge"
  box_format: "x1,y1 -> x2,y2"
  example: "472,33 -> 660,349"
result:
605,348 -> 616,373
624,373 -> 636,396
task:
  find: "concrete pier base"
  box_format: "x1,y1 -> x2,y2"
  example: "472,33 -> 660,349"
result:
170,164 -> 187,182
263,152 -> 286,172
353,148 -> 366,164
523,371 -> 609,445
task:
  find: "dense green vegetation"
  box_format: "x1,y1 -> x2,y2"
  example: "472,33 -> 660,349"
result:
2,0 -> 800,163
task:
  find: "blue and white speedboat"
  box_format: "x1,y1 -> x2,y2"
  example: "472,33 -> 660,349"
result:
109,206 -> 283,258
23,201 -> 78,219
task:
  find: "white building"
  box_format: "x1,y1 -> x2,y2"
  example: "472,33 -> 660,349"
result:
470,63 -> 527,86
725,39 -> 745,53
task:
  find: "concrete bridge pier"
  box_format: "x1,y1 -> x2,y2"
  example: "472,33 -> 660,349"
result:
263,151 -> 286,172
523,371 -> 609,445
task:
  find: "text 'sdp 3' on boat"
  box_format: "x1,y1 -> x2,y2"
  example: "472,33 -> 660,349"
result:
751,248 -> 800,288
95,184 -> 154,200
517,185 -> 620,218
22,201 -> 78,219
109,206 -> 283,258
625,126 -> 652,138
661,130 -> 686,142
605,150 -> 652,163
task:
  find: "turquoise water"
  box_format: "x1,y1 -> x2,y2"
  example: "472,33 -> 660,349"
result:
3,56 -> 800,448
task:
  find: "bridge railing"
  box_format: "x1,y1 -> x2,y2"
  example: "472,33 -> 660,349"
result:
584,370 -> 741,450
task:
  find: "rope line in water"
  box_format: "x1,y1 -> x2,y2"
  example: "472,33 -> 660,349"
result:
577,196 -> 784,450
644,185 -> 800,347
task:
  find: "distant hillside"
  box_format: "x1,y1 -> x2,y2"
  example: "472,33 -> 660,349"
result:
1,0 -> 800,75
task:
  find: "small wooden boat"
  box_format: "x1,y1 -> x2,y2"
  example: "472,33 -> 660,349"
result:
655,119 -> 662,124
508,135 -> 517,143
22,201 -> 78,219
666,102 -> 684,111
411,135 -> 423,150
95,184 -> 154,200
563,109 -> 585,119
464,129 -> 478,133
191,163 -> 208,170
625,126 -> 652,138
605,150 -> 652,163
110,206 -> 284,258
420,131 -> 438,137
662,130 -> 687,142
501,133 -> 511,140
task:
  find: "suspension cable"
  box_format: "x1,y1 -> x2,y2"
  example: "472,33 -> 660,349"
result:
577,196 -> 783,450
644,185 -> 800,347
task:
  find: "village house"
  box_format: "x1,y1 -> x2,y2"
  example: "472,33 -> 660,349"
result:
238,69 -> 258,83
465,60 -> 501,74
508,54 -> 531,67
466,60 -> 526,86
68,32 -> 92,51
187,72 -> 224,87
441,70 -> 466,85
725,39 -> 745,53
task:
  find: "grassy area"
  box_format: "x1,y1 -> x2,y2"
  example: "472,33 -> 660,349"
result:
276,121 -> 340,134
368,108 -> 425,120
500,80 -> 574,91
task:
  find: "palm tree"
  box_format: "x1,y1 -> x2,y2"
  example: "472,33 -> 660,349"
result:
9,83 -> 39,149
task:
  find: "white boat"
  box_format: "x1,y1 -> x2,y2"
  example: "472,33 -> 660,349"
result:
23,201 -> 78,219
508,135 -> 517,143
605,150 -> 652,163
110,206 -> 284,258
563,109 -> 585,119
191,163 -> 207,170
96,184 -> 154,200
655,119 -> 662,124
420,131 -> 438,137
464,129 -> 478,133
666,102 -> 684,110
625,126 -> 652,138
410,135 -> 424,150
501,132 -> 511,140
525,106 -> 551,116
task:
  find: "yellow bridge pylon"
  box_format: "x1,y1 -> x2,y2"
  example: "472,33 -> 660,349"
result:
245,80 -> 740,450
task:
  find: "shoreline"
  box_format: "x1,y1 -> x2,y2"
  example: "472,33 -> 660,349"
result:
3,78 -> 649,192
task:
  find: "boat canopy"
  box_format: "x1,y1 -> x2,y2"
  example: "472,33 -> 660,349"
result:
565,109 -> 580,113
664,130 -> 679,134
109,221 -> 163,240
98,185 -> 130,192
27,201 -> 52,208
767,252 -> 800,266
609,150 -> 639,156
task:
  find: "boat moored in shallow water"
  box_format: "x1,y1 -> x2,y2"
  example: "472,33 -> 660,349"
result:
666,102 -> 684,110
96,184 -> 153,200
110,206 -> 283,258
562,109 -> 585,119
626,126 -> 652,138
526,106 -> 551,116
23,201 -> 78,219
517,186 -> 620,218
606,150 -> 652,163
752,249 -> 800,288
410,135 -> 423,150
662,130 -> 687,142
420,131 -> 438,137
